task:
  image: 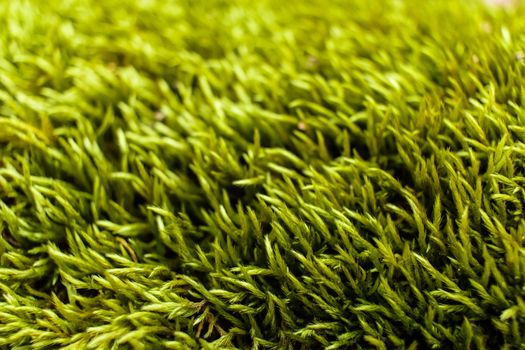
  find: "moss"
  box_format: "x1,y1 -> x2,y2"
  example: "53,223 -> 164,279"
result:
0,0 -> 524,349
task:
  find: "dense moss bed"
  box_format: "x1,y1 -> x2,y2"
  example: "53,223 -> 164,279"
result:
0,0 -> 524,348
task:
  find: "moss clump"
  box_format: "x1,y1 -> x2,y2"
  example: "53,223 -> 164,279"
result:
1,0 -> 525,349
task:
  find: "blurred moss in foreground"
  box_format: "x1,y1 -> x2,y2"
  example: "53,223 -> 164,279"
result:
0,0 -> 524,349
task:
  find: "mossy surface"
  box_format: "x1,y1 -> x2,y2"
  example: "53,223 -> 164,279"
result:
0,0 -> 525,349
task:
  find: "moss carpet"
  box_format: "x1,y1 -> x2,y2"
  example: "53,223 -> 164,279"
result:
1,0 -> 525,349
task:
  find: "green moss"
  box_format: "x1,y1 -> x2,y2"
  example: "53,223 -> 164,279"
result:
0,0 -> 524,348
